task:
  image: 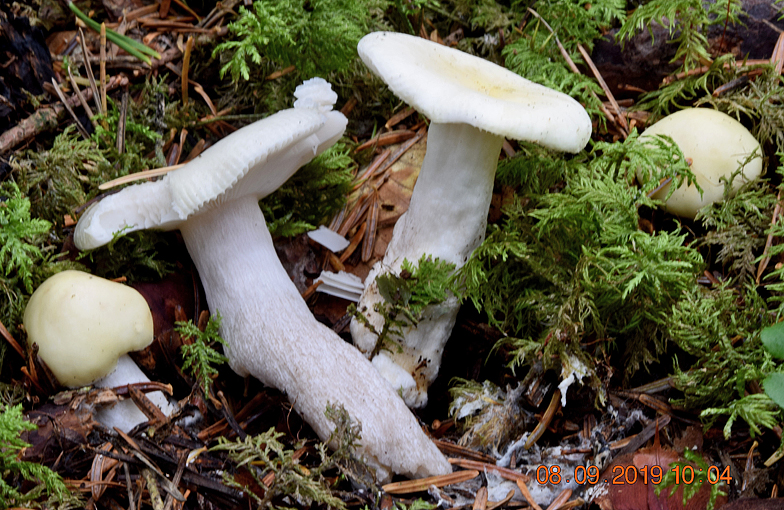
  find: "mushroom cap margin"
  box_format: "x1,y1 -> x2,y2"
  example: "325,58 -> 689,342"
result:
358,31 -> 592,153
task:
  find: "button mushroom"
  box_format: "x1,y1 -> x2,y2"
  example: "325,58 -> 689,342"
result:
73,78 -> 450,481
351,32 -> 593,408
637,108 -> 763,218
24,270 -> 175,431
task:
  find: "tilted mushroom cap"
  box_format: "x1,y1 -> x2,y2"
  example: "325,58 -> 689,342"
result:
638,108 -> 763,218
24,270 -> 154,387
75,78 -> 347,250
358,31 -> 592,153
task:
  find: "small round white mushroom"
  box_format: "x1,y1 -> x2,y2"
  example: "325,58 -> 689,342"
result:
637,108 -> 763,218
351,32 -> 592,408
24,270 -> 175,431
74,78 -> 450,481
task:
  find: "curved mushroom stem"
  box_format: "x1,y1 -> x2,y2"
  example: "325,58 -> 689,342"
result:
94,354 -> 176,432
179,195 -> 451,481
351,122 -> 504,408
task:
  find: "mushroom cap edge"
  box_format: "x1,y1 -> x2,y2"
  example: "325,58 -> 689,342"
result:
358,31 -> 592,153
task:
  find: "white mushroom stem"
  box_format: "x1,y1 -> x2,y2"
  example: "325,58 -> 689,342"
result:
94,354 -> 175,431
352,123 -> 503,408
179,195 -> 451,481
75,78 -> 452,479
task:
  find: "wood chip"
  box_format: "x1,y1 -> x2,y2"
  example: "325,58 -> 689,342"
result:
382,469 -> 480,494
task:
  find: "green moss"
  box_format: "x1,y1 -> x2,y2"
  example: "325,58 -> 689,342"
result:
617,0 -> 743,73
261,142 -> 355,237
353,255 -> 458,357
177,313 -> 228,394
0,404 -> 76,507
211,405 -> 364,509
213,0 -> 387,82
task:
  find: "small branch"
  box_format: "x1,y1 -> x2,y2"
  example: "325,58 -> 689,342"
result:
0,75 -> 127,154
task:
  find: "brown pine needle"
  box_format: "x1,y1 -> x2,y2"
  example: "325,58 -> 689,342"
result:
772,32 -> 784,74
577,43 -> 628,136
757,189 -> 782,284
361,190 -> 379,262
524,390 -> 562,449
0,320 -> 25,359
448,458 -> 530,482
516,479 -> 543,510
78,28 -> 102,116
99,164 -> 186,190
545,488 -> 572,510
100,23 -> 107,115
487,489 -> 515,510
355,130 -> 417,153
340,222 -> 367,263
382,470 -> 479,494
50,78 -> 90,139
385,106 -> 417,129
182,36 -> 194,105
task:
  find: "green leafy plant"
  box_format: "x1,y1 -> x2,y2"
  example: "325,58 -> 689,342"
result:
211,405 -> 361,509
213,0 -> 382,81
0,404 -> 73,507
354,254 -> 458,357
702,393 -> 780,439
261,142 -> 355,237
177,314 -> 228,394
617,0 -> 743,74
503,0 -> 625,121
68,2 -> 160,64
655,449 -> 726,510
462,132 -> 702,380
0,183 -> 51,294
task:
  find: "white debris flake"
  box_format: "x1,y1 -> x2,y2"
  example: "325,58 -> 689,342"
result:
558,352 -> 590,407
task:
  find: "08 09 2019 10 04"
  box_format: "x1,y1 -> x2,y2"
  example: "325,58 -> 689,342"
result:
535,464 -> 733,485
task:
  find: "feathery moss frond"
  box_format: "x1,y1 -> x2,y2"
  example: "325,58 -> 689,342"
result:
0,404 -> 74,507
178,314 -> 228,394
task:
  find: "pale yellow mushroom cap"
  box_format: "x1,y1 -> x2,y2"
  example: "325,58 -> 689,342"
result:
639,108 -> 763,218
24,270 -> 154,387
358,32 -> 592,153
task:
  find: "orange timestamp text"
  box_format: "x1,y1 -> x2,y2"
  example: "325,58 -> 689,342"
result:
535,464 -> 733,486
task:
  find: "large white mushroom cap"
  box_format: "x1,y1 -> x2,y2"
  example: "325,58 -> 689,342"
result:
75,78 -> 347,250
358,31 -> 592,152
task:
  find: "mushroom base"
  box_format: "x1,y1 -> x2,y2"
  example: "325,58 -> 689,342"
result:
179,196 -> 451,481
94,354 -> 176,432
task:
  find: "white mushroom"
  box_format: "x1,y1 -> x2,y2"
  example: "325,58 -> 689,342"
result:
637,108 -> 763,218
24,270 -> 175,431
351,32 -> 592,408
74,78 -> 450,481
